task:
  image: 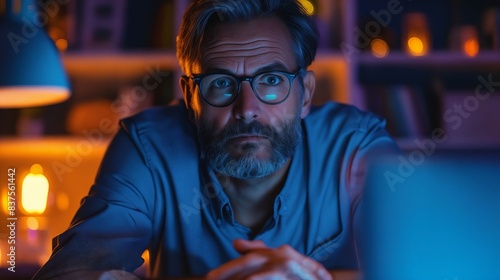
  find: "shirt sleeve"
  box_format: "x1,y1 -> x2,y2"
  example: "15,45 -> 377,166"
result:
33,125 -> 154,280
348,114 -> 401,267
346,113 -> 400,210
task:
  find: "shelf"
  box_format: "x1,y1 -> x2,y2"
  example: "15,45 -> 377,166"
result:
62,51 -> 347,78
61,51 -> 347,78
357,51 -> 500,88
357,51 -> 500,70
62,51 -> 179,80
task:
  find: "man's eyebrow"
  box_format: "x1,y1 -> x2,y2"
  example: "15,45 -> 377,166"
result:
253,62 -> 291,74
203,67 -> 232,74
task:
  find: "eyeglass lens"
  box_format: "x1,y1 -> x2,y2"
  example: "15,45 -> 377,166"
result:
199,72 -> 291,106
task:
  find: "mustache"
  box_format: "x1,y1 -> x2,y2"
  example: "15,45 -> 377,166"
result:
218,121 -> 276,141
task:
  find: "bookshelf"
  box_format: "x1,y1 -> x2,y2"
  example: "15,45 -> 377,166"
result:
56,0 -> 351,102
3,0 -> 499,149
345,0 -> 500,149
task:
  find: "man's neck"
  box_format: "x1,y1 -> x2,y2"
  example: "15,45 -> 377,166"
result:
217,159 -> 291,233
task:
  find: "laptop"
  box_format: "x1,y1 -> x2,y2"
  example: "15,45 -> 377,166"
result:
357,149 -> 500,280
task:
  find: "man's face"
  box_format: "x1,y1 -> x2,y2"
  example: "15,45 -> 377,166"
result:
185,16 -> 315,179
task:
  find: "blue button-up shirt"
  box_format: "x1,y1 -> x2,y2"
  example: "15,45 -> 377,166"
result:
34,101 -> 397,279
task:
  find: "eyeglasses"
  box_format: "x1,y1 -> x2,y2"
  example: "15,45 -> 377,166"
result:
189,70 -> 302,107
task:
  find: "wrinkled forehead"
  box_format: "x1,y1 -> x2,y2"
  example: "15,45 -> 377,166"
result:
195,16 -> 297,75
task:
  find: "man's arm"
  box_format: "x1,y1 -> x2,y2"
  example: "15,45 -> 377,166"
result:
33,128 -> 154,280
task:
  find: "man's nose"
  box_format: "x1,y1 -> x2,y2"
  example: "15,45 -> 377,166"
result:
232,81 -> 261,121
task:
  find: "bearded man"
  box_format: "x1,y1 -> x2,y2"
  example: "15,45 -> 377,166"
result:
34,1 -> 398,279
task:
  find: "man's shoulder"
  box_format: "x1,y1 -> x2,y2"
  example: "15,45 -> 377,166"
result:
120,100 -> 194,136
116,100 -> 199,162
123,100 -> 189,124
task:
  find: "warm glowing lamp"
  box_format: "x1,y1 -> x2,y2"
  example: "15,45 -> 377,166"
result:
450,25 -> 479,57
408,37 -> 424,55
464,39 -> 479,57
403,13 -> 431,56
298,0 -> 315,15
370,38 -> 390,58
0,0 -> 70,108
21,164 -> 49,214
1,188 -> 9,215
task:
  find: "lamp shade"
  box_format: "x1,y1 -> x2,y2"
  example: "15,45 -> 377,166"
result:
0,0 -> 70,108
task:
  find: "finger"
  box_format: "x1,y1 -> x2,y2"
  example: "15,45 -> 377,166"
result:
241,261 -> 319,280
296,258 -> 332,280
243,270 -> 287,280
206,252 -> 268,280
241,248 -> 330,280
276,246 -> 332,280
233,239 -> 268,254
285,261 -> 318,280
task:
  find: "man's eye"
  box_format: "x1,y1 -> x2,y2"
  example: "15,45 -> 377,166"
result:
212,78 -> 233,88
260,74 -> 283,86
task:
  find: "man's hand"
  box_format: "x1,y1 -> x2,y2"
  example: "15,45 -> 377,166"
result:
206,239 -> 332,280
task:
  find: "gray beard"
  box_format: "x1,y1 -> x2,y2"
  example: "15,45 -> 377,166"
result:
196,116 -> 302,179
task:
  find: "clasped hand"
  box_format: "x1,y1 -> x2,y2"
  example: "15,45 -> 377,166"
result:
206,239 -> 332,280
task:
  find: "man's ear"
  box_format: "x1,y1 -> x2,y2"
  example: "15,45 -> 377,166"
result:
180,75 -> 192,110
300,70 -> 315,119
180,76 -> 198,123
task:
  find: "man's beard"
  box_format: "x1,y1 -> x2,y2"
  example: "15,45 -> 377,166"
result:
195,116 -> 302,179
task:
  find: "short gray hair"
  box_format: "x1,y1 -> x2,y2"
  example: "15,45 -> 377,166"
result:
176,0 -> 319,76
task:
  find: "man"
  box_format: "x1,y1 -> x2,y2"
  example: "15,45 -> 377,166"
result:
34,0 -> 398,279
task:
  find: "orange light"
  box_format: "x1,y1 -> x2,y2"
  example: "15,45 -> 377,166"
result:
55,39 -> 68,52
0,87 -> 70,108
407,37 -> 425,56
464,39 -> 479,57
142,250 -> 150,264
450,25 -> 479,57
56,193 -> 70,211
27,217 -> 40,230
403,13 -> 431,56
2,188 -> 9,215
21,164 -> 49,214
298,0 -> 315,15
371,38 -> 390,58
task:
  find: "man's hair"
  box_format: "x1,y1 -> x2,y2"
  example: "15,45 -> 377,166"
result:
176,0 -> 319,76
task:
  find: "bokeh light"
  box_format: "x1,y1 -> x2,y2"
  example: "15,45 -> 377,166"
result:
370,38 -> 390,58
464,39 -> 479,57
407,37 -> 425,56
298,0 -> 315,15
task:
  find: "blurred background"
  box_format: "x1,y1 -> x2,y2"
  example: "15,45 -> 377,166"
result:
1,0 -> 500,278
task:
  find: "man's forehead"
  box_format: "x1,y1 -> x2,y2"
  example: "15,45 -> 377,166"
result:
198,16 -> 297,74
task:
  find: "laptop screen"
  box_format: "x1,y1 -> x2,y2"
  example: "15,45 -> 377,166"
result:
357,149 -> 500,280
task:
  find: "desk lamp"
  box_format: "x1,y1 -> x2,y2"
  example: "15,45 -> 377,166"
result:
0,0 -> 70,108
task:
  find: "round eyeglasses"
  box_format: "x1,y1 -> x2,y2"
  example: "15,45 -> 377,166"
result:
189,70 -> 302,107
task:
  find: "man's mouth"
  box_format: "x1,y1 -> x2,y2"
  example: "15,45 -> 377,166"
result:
230,134 -> 268,140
